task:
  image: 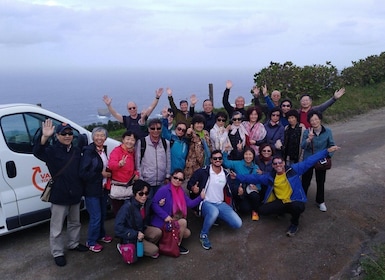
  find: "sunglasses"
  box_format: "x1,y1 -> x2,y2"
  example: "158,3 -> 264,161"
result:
60,131 -> 73,136
168,114 -> 174,117
281,104 -> 291,107
272,161 -> 283,165
212,156 -> 223,161
176,127 -> 186,132
217,118 -> 226,122
262,149 -> 272,153
128,107 -> 136,110
232,118 -> 242,121
138,191 -> 149,197
150,127 -> 162,131
172,176 -> 184,182
271,114 -> 280,117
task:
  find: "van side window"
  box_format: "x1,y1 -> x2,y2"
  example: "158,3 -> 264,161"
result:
1,114 -> 34,153
1,113 -> 85,153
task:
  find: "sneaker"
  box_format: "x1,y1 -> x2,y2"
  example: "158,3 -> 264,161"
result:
70,244 -> 89,252
98,235 -> 113,243
179,245 -> 189,255
54,256 -> 66,267
199,234 -> 212,250
151,252 -> 160,259
319,202 -> 327,212
86,242 -> 103,253
286,224 -> 298,237
251,211 -> 259,221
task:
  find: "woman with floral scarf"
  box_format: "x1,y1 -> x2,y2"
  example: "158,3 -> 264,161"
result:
242,106 -> 267,156
184,114 -> 212,179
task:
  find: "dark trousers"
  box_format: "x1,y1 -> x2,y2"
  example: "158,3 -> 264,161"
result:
259,200 -> 305,226
234,192 -> 261,214
302,167 -> 326,204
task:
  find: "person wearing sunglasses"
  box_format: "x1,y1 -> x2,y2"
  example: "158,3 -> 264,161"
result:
184,114 -> 212,179
234,145 -> 340,237
102,88 -> 163,138
187,150 -> 242,250
33,120 -> 88,267
161,107 -> 189,173
151,169 -> 205,255
209,111 -> 232,152
262,107 -> 285,157
115,180 -> 162,260
227,111 -> 248,160
136,118 -> 171,199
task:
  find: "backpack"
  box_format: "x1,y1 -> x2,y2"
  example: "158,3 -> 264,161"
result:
140,137 -> 168,164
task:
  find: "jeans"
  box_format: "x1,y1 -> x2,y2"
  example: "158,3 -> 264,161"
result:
200,201 -> 242,236
258,200 -> 305,226
85,192 -> 108,246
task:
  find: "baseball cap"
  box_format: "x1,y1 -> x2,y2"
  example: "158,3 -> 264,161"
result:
56,122 -> 73,134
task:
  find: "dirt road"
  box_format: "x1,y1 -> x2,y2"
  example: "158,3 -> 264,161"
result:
1,108 -> 384,280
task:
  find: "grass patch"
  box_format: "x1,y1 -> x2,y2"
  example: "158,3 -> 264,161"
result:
361,244 -> 385,279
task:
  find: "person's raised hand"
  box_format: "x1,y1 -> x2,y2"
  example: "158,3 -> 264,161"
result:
334,88 -> 345,99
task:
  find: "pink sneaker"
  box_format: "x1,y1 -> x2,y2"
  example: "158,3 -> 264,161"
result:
87,243 -> 103,253
99,235 -> 113,243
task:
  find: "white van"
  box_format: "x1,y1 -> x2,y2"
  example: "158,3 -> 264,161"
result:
0,103 -> 120,236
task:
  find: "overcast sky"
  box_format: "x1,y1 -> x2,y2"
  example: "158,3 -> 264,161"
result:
1,0 -> 384,71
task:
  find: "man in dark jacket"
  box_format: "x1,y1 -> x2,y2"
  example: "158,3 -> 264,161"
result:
33,119 -> 88,267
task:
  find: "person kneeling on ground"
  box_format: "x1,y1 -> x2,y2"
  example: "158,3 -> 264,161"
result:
151,169 -> 205,255
187,150 -> 242,250
233,146 -> 340,237
115,180 -> 162,259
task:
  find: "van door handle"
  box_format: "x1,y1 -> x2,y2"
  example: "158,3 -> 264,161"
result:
6,161 -> 17,178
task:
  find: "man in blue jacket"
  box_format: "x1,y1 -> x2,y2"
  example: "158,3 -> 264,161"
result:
234,146 -> 339,237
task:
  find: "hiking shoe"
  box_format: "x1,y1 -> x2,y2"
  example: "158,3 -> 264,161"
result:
179,245 -> 189,255
199,234 -> 212,250
87,242 -> 103,253
54,256 -> 66,267
151,252 -> 160,259
252,211 -> 259,221
98,235 -> 113,243
319,202 -> 327,212
70,244 -> 89,252
286,224 -> 298,237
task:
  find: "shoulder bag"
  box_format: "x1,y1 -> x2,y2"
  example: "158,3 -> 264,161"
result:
109,174 -> 136,200
40,151 -> 75,202
159,221 -> 180,257
312,141 -> 332,171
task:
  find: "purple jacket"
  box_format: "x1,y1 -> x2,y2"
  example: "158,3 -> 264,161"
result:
151,183 -> 202,228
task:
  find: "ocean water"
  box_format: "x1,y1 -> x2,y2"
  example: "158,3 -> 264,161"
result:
0,67 -> 258,126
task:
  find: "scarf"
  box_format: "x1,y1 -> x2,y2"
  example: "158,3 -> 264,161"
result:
195,130 -> 205,139
170,183 -> 187,218
229,123 -> 248,147
211,124 -> 232,152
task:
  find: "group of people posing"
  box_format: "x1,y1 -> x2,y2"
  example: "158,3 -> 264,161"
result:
33,80 -> 344,267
